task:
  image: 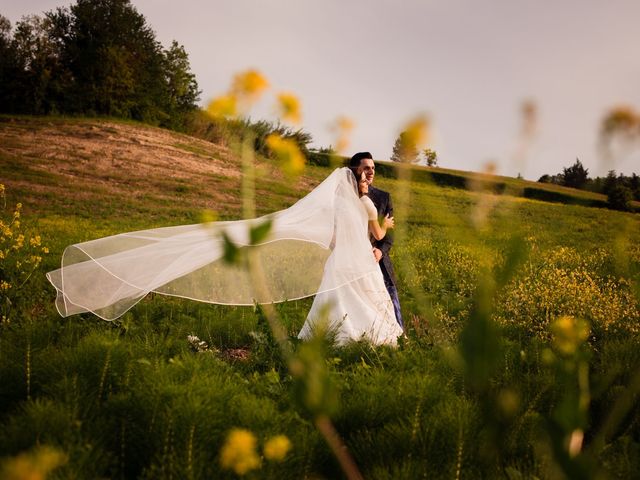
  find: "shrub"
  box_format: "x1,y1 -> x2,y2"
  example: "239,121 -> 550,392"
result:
607,184 -> 633,212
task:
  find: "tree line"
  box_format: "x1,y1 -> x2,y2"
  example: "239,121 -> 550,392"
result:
0,0 -> 200,130
538,159 -> 639,211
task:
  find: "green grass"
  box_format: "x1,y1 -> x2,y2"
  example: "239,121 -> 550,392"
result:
1,117 -> 640,479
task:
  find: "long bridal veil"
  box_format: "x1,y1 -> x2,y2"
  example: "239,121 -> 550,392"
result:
47,168 -> 384,321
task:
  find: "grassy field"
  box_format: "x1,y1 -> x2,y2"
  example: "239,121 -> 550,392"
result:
1,117 -> 639,479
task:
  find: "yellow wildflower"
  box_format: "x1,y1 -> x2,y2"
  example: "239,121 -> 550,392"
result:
276,92 -> 302,124
42,247 -> 49,254
0,184 -> 4,194
551,316 -> 589,356
0,445 -> 67,480
30,235 -> 41,247
231,69 -> 269,101
402,115 -> 430,150
263,435 -> 292,462
207,94 -> 238,118
266,134 -> 305,178
13,234 -> 24,250
0,281 -> 11,291
331,116 -> 355,153
219,429 -> 261,475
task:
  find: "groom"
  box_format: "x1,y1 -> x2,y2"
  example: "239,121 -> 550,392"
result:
349,152 -> 404,329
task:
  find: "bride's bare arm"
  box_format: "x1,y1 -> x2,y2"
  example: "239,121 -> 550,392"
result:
368,214 -> 394,241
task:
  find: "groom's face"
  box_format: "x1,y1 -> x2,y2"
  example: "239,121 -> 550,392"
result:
358,158 -> 375,185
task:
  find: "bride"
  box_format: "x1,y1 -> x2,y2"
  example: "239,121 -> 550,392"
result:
47,167 -> 403,345
298,169 -> 401,345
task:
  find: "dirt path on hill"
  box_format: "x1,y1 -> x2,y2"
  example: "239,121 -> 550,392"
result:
0,118 -> 246,217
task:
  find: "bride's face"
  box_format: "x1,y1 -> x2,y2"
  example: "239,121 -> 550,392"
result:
358,174 -> 369,195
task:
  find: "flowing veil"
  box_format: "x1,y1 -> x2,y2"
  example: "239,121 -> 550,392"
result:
47,167 -> 384,321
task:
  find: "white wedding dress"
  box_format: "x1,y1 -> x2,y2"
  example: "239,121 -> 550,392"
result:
298,193 -> 402,345
46,167 -> 402,345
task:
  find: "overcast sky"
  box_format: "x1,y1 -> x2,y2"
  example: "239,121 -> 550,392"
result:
5,0 -> 640,179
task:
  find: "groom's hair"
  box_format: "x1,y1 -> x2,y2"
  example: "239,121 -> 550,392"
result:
349,151 -> 373,167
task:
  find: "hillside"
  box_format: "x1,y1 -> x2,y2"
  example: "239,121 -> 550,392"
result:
2,116 -> 635,226
1,116 -> 640,479
0,116 -> 322,226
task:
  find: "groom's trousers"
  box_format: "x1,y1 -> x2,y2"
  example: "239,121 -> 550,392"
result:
380,261 -> 403,329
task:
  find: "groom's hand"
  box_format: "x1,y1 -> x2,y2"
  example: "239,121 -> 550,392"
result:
372,247 -> 383,263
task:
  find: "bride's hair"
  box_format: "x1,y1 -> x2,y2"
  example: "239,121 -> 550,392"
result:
348,168 -> 367,197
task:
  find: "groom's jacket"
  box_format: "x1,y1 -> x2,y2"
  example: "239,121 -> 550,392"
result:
367,185 -> 397,287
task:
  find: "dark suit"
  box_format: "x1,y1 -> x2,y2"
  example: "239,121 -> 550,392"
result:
368,185 -> 403,329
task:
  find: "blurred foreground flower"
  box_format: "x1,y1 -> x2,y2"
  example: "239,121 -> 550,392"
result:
266,134 -> 305,178
231,69 -> 269,100
391,115 -> 430,163
207,69 -> 269,119
277,92 -> 302,124
551,315 -> 589,356
263,435 -> 292,462
207,94 -> 237,118
1,445 -> 67,480
220,429 -> 261,475
331,116 -> 355,154
403,115 -> 430,150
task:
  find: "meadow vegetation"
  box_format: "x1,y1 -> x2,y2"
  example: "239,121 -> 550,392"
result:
1,117 -> 640,479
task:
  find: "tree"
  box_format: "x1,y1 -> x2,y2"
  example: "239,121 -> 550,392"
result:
630,173 -> 640,201
162,40 -> 200,129
608,184 -> 633,211
538,174 -> 563,185
603,170 -> 618,195
12,15 -> 69,114
423,148 -> 438,167
538,174 -> 551,183
46,0 -> 168,121
391,131 -> 419,163
0,2 -> 200,127
0,15 -> 20,112
562,158 -> 589,189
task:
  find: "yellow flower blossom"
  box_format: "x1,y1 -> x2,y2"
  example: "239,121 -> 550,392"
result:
1,281 -> 11,291
231,69 -> 269,101
219,429 -> 261,475
266,134 -> 306,178
42,247 -> 49,254
402,115 -> 430,150
207,94 -> 238,118
1,445 -> 67,480
12,234 -> 24,250
276,92 -> 302,124
30,235 -> 41,247
551,316 -> 589,356
331,116 -> 355,153
263,435 -> 292,461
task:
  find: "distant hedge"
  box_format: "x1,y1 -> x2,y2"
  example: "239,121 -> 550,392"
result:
522,187 -> 609,209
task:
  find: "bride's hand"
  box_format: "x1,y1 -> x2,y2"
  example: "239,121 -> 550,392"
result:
383,214 -> 394,229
